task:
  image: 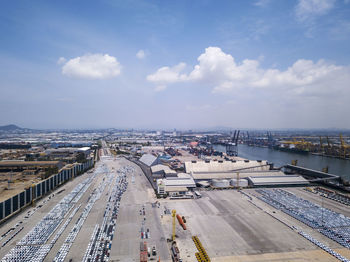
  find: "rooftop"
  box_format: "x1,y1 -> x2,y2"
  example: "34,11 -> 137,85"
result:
191,170 -> 284,180
0,160 -> 61,167
185,160 -> 269,173
248,175 -> 309,186
139,153 -> 158,167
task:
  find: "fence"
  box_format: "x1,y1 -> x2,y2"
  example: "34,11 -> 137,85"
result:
0,158 -> 94,223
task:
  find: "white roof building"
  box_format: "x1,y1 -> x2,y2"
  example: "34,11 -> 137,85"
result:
248,175 -> 309,186
184,160 -> 269,173
139,154 -> 158,167
151,164 -> 177,177
191,170 -> 284,180
157,173 -> 196,194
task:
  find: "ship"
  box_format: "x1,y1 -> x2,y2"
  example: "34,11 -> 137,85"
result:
273,144 -> 309,155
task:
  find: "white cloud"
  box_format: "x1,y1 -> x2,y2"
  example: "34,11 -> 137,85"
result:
57,57 -> 66,65
154,85 -> 167,92
147,62 -> 187,89
146,46 -> 350,98
295,0 -> 336,22
254,0 -> 271,7
61,54 -> 121,79
136,50 -> 146,59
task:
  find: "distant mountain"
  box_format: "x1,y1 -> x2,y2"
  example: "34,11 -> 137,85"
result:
0,124 -> 24,131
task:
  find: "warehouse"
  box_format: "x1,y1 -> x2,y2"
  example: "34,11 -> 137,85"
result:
248,175 -> 309,187
184,160 -> 270,173
151,164 -> 177,178
157,173 -> 196,196
139,153 -> 159,167
191,170 -> 285,180
0,160 -> 63,173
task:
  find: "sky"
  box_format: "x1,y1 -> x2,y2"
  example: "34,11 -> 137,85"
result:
1,0 -> 350,130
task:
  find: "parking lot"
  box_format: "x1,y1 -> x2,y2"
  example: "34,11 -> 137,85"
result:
0,156 -> 134,261
1,157 -> 350,262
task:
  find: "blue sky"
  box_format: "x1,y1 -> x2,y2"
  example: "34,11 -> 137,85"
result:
1,0 -> 350,129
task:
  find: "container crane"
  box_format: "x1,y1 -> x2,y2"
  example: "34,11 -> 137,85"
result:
339,134 -> 350,159
319,136 -> 324,153
326,136 -> 331,155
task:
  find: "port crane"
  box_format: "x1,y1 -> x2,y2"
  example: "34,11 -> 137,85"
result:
319,136 -> 324,153
226,130 -> 239,156
339,134 -> 350,158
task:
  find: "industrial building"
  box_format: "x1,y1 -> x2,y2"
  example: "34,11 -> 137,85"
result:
247,175 -> 309,187
191,170 -> 285,180
151,164 -> 177,178
184,160 -> 308,189
184,159 -> 270,173
139,153 -> 159,167
157,173 -> 196,197
0,160 -> 64,173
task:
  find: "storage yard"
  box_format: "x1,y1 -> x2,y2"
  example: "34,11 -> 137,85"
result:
0,155 -> 132,261
1,152 -> 350,261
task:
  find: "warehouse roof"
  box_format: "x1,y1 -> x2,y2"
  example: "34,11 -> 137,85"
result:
151,164 -> 176,174
78,147 -> 91,151
185,160 -> 269,173
248,175 -> 309,186
165,187 -> 188,192
139,154 -> 158,167
191,170 -> 284,180
157,174 -> 196,188
0,161 -> 61,167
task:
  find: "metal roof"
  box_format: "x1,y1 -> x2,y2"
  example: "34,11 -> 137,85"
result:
139,154 -> 158,167
165,187 -> 188,192
0,161 -> 61,167
151,164 -> 176,174
157,176 -> 196,188
185,160 -> 269,173
191,170 -> 284,180
248,175 -> 309,186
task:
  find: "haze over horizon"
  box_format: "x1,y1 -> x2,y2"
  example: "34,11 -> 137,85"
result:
1,0 -> 350,130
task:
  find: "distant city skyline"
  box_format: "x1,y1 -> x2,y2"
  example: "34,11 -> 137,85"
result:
1,0 -> 350,129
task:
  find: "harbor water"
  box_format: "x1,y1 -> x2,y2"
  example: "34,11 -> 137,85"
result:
213,144 -> 350,181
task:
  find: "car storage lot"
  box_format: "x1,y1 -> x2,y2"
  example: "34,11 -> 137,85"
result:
2,156 -> 350,262
109,158 -> 171,262
0,157 -> 132,261
158,188 -> 350,262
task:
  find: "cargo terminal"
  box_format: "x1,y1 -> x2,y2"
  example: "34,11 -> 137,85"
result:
0,138 -> 350,262
137,156 -> 311,197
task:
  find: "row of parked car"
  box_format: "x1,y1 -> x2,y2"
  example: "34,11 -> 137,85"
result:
257,189 -> 350,249
82,165 -> 130,262
53,165 -> 114,261
2,165 -> 101,261
298,230 -> 350,262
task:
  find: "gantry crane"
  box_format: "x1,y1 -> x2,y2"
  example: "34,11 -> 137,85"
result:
339,134 -> 350,159
326,136 -> 331,155
319,136 -> 324,153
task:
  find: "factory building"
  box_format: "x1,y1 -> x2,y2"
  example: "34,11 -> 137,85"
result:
191,170 -> 285,180
139,154 -> 159,167
184,159 -> 270,173
247,175 -> 309,187
0,161 -> 64,173
185,160 -> 308,189
151,164 -> 177,178
157,173 -> 196,197
77,147 -> 91,157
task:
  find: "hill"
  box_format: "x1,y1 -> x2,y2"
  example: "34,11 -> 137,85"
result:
0,124 -> 24,131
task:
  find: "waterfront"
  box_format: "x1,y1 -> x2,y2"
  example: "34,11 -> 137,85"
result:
213,144 -> 350,181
